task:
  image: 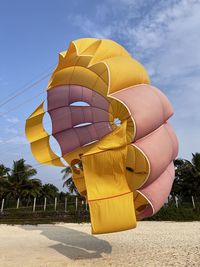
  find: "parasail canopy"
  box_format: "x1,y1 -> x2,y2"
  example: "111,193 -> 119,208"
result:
25,38 -> 178,234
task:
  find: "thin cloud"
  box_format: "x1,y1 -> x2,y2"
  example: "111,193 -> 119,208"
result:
5,127 -> 19,134
69,0 -> 200,159
5,136 -> 27,145
3,115 -> 20,124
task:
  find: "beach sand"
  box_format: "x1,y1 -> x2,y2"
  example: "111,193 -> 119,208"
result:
0,221 -> 199,267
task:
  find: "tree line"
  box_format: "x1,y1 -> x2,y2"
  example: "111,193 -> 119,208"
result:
1,153 -> 200,205
172,153 -> 200,202
0,159 -> 72,206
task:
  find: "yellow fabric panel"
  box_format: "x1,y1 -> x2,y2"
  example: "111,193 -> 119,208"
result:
48,66 -> 108,96
30,137 -> 64,166
59,50 -> 67,58
75,55 -> 93,68
65,42 -> 77,56
88,39 -> 130,66
48,67 -> 73,88
134,145 -> 149,173
91,76 -> 108,96
126,118 -> 135,143
89,62 -> 109,84
81,40 -> 102,55
25,103 -> 64,167
48,43 -> 76,87
25,102 -> 47,143
104,56 -> 150,94
107,98 -> 135,143
62,144 -> 97,194
70,66 -> 96,86
25,114 -> 47,143
29,102 -> 45,118
48,56 -> 92,89
134,191 -> 150,219
72,168 -> 86,196
83,145 -> 130,200
48,52 -> 67,88
126,144 -> 149,191
84,121 -> 127,157
108,97 -> 129,120
58,53 -> 92,69
90,192 -> 136,234
62,142 -> 97,166
56,52 -> 79,69
73,38 -> 99,55
70,158 -> 86,195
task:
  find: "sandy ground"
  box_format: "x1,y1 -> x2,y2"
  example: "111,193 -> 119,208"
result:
0,222 -> 199,267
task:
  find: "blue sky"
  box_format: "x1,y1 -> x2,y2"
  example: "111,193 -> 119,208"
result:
0,0 -> 200,190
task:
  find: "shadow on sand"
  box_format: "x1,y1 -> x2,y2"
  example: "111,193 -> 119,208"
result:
21,224 -> 112,260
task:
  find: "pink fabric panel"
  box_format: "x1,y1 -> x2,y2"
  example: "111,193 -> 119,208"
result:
82,107 -> 93,122
54,129 -> 80,155
74,127 -> 92,146
111,84 -> 173,141
48,85 -> 109,111
53,123 -> 112,155
91,91 -> 109,111
134,122 -> 178,188
92,108 -> 109,123
153,87 -> 173,119
69,85 -> 109,110
47,84 -> 112,154
69,85 -> 83,103
94,122 -> 112,139
48,85 -> 69,110
49,107 -> 72,134
49,106 -> 110,135
87,124 -> 99,141
165,124 -> 179,159
138,162 -> 175,219
71,107 -> 85,126
137,204 -> 153,220
82,87 -> 93,104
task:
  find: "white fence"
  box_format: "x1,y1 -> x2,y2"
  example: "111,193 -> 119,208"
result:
0,197 -> 88,214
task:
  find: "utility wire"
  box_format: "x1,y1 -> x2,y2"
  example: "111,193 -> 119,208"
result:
0,91 -> 46,117
0,64 -> 55,109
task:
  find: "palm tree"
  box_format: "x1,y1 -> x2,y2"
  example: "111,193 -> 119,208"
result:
61,166 -> 79,195
0,164 -> 10,198
8,159 -> 42,203
172,153 -> 200,201
0,164 -> 10,178
41,183 -> 59,199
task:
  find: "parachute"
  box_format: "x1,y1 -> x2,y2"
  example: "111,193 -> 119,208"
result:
25,38 -> 178,234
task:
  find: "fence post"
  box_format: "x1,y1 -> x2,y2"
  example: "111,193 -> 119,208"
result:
33,197 -> 36,212
1,199 -> 5,213
175,196 -> 178,208
64,198 -> 67,212
85,199 -> 88,211
191,196 -> 196,209
44,197 -> 47,211
55,197 -> 57,211
16,198 -> 20,209
75,197 -> 78,212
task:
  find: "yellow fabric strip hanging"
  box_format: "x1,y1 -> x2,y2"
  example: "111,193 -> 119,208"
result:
82,121 -> 136,234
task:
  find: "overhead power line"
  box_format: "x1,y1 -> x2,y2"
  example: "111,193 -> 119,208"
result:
0,64 -> 55,109
0,91 -> 46,117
